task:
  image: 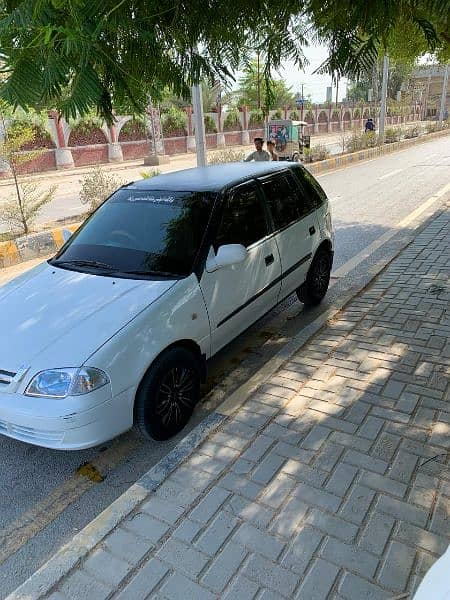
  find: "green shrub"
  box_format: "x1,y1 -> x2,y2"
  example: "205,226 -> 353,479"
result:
290,110 -> 300,120
331,109 -> 340,121
304,143 -> 330,162
162,107 -> 187,136
140,169 -> 161,179
404,126 -> 420,139
120,118 -> 147,139
353,108 -> 361,118
272,109 -> 283,119
204,115 -> 217,134
208,148 -> 245,164
223,109 -> 241,130
425,122 -> 438,134
70,117 -> 103,135
384,128 -> 401,143
79,166 -> 124,214
345,130 -> 380,152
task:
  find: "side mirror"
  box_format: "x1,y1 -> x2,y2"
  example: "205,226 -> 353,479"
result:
206,244 -> 248,272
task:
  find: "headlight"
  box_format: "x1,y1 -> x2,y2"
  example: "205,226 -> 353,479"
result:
25,368 -> 109,398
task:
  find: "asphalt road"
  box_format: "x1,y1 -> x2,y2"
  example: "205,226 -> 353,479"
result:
0,134 -> 449,597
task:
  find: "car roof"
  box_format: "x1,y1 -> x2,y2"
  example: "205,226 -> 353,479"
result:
129,162 -> 300,193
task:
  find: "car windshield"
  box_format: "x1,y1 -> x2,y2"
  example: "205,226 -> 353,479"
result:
51,188 -> 216,278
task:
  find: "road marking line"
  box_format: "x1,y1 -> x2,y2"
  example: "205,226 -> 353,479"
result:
0,435 -> 140,566
378,168 -> 404,180
422,153 -> 438,160
333,183 -> 449,279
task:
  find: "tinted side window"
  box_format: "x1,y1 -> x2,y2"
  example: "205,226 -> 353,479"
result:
291,165 -> 327,209
216,183 -> 268,249
260,174 -> 300,230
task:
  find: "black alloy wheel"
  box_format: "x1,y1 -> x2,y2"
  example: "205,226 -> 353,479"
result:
297,247 -> 332,306
134,347 -> 200,441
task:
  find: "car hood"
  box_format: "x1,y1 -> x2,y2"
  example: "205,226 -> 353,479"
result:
0,263 -> 176,376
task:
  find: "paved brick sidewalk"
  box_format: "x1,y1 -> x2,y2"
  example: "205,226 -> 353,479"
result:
17,208 -> 450,599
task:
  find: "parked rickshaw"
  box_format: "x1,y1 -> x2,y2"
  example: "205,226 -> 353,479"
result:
266,119 -> 310,161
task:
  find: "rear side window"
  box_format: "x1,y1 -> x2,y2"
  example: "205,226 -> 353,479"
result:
216,182 -> 268,249
291,165 -> 327,210
260,173 -> 300,230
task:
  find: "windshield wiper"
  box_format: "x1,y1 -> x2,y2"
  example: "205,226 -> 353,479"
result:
118,269 -> 181,278
52,259 -> 116,271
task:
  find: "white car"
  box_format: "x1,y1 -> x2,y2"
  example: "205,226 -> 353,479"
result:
0,162 -> 333,450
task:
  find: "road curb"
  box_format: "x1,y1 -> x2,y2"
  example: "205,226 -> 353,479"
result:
308,126 -> 449,175
7,199 -> 448,600
0,222 -> 81,268
1,128 -> 448,271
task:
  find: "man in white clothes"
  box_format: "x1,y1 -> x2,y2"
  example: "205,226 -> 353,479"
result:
244,137 -> 271,161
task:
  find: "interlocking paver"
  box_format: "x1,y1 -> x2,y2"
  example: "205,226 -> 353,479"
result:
292,482 -> 341,512
270,497 -> 308,538
281,524 -> 324,574
339,572 -> 387,600
377,541 -> 416,592
339,485 -> 375,524
201,541 -> 247,592
325,463 -> 358,497
396,521 -> 448,555
306,508 -> 358,542
195,510 -> 238,555
59,571 -> 112,600
376,494 -> 428,528
223,574 -> 260,599
124,512 -> 170,543
156,539 -> 209,577
321,537 -> 378,577
343,449 -> 388,474
83,549 -> 132,587
243,554 -> 300,597
226,494 -> 275,529
115,559 -> 169,600
295,558 -> 340,600
388,450 -> 418,484
189,487 -> 230,523
359,471 -> 407,498
251,451 -> 286,484
160,572 -> 216,600
359,512 -> 395,556
233,522 -> 284,560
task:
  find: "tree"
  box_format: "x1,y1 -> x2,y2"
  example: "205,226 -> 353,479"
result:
236,59 -> 294,109
0,120 -> 57,234
0,1 -> 447,122
347,59 -> 416,101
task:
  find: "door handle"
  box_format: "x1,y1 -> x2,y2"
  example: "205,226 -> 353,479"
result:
309,226 -> 316,236
265,254 -> 274,266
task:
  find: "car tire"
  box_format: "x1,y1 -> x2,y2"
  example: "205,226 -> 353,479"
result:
297,247 -> 332,306
133,347 -> 201,441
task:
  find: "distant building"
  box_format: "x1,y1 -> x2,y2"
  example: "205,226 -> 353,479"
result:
406,65 -> 449,119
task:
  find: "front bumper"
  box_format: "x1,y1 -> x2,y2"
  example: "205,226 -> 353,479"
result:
0,387 -> 134,450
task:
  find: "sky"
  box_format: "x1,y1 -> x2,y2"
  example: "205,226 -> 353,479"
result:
279,44 -> 349,103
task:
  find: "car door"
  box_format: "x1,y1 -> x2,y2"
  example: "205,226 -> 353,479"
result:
199,180 -> 282,355
258,170 -> 321,301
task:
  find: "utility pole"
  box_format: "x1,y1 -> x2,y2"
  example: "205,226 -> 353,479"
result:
438,63 -> 449,126
257,51 -> 261,110
192,83 -> 207,167
379,54 -> 389,142
301,83 -> 304,122
335,76 -> 339,108
423,74 -> 432,120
